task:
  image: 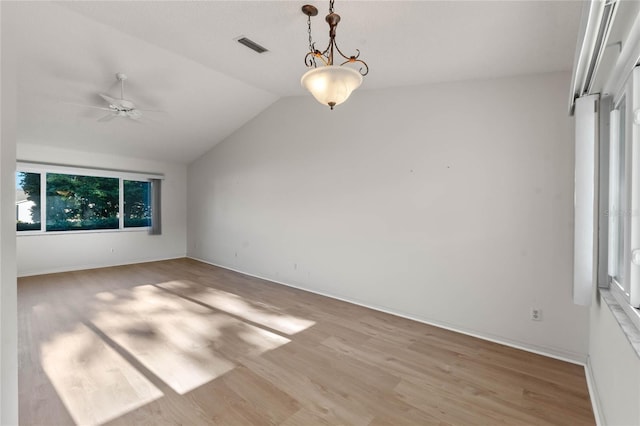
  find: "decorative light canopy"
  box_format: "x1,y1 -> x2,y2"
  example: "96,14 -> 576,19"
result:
301,0 -> 369,110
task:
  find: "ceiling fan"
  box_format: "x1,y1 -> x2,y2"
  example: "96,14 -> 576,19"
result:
79,72 -> 157,122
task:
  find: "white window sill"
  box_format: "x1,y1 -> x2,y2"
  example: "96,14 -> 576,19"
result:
600,287 -> 640,359
17,227 -> 151,236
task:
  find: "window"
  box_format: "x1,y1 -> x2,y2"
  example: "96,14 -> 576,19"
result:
607,67 -> 640,326
124,180 -> 152,228
608,100 -> 627,290
46,173 -> 119,231
16,164 -> 162,234
617,100 -> 626,286
16,172 -> 41,231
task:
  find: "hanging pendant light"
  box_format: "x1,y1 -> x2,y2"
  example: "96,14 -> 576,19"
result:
301,1 -> 369,110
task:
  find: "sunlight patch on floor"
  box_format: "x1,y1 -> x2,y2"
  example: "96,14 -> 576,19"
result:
90,284 -> 291,395
41,323 -> 163,425
156,280 -> 316,335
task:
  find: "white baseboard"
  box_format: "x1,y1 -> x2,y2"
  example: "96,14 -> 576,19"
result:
584,356 -> 605,426
188,256 -> 587,366
17,254 -> 186,278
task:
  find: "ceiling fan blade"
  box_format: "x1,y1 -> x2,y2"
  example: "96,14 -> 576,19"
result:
61,101 -> 113,112
136,108 -> 165,113
127,109 -> 142,120
128,117 -> 144,125
99,93 -> 119,105
119,99 -> 135,109
97,113 -> 117,122
128,113 -> 158,124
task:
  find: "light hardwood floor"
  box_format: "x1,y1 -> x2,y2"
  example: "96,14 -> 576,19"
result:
18,258 -> 595,425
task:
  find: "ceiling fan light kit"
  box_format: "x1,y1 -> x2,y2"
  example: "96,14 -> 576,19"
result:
301,0 -> 368,110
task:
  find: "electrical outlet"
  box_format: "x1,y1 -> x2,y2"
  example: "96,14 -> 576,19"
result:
530,308 -> 542,321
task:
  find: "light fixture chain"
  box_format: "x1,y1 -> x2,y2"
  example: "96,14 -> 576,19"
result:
329,0 -> 334,13
307,14 -> 318,67
307,15 -> 314,52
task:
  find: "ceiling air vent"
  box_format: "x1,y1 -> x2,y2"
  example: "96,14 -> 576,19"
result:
236,37 -> 268,54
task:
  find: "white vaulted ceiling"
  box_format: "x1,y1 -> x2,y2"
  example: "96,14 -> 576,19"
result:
3,1 -> 583,164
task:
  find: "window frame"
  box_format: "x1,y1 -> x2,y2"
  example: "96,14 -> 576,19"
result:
15,170 -> 44,233
608,67 -> 640,332
610,95 -> 629,298
16,162 -> 162,236
123,179 -> 153,229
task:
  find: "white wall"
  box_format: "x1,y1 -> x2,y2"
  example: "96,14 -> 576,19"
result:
1,2 -> 19,422
188,71 -> 589,362
16,143 -> 187,277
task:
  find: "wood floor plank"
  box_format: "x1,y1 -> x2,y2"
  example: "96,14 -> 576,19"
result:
218,364 -> 301,424
407,339 -> 592,411
280,407 -> 342,426
239,354 -> 376,425
18,258 -> 595,425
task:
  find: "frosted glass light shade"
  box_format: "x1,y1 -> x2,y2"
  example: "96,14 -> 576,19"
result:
301,66 -> 363,109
